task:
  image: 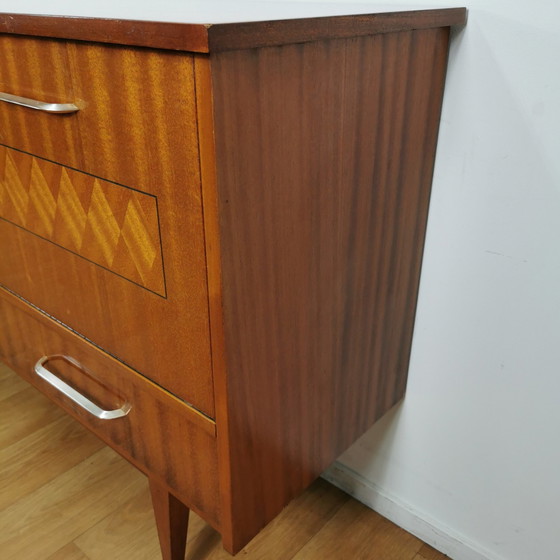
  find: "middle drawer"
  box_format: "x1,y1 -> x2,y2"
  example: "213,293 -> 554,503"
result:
0,37 -> 214,417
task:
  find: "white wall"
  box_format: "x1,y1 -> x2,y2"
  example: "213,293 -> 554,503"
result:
2,1 -> 557,558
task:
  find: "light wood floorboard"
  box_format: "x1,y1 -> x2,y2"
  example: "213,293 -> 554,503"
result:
0,362 -> 451,559
47,543 -> 91,560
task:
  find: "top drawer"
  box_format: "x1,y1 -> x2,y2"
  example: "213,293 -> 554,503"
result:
0,36 -> 214,417
0,35 -> 79,163
0,35 -> 203,185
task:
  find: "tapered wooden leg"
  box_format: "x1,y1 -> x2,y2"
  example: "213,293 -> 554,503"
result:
149,478 -> 190,560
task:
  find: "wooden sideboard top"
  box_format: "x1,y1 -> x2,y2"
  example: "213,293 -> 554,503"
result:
0,8 -> 467,52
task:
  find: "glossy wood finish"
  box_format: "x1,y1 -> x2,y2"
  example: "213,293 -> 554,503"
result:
209,27 -> 451,551
206,9 -> 465,52
0,287 -> 220,529
0,35 -> 214,416
0,15 -> 210,53
0,35 -> 78,157
0,145 -> 165,294
0,9 -> 466,52
194,55 -> 237,553
149,478 -> 190,560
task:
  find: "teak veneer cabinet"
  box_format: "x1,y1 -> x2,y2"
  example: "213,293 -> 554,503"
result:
0,8 -> 466,558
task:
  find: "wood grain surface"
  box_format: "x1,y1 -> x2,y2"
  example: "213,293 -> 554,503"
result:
149,478 -> 190,560
0,9 -> 466,52
193,55 -> 237,554
0,415 -> 104,510
0,34 -> 79,157
209,27 -> 450,551
0,287 -> 220,530
0,145 -> 165,294
207,9 -> 466,52
0,35 -> 214,416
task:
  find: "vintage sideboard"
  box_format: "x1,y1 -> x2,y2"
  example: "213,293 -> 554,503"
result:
0,7 -> 466,558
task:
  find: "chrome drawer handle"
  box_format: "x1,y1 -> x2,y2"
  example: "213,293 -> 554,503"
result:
0,91 -> 79,114
34,356 -> 131,420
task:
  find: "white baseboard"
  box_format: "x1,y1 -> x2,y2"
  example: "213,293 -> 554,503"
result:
321,462 -> 503,560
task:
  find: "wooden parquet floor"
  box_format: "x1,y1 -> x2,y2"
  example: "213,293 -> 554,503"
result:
0,362 -> 449,560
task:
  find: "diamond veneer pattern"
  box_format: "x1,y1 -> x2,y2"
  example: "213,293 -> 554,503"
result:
0,146 -> 164,295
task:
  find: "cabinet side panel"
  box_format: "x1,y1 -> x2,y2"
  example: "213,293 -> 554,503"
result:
211,28 -> 450,551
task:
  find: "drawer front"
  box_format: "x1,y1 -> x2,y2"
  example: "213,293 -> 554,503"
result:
0,35 -> 81,164
0,287 -> 220,529
0,35 -> 214,416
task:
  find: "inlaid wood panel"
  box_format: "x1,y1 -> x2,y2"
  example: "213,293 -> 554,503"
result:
0,286 -> 220,529
209,28 -> 450,551
0,145 -> 164,294
0,36 -> 214,416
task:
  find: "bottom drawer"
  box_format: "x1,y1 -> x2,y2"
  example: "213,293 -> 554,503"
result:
0,287 -> 220,529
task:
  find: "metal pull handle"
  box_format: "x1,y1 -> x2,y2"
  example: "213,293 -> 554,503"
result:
34,356 -> 131,420
0,91 -> 79,114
